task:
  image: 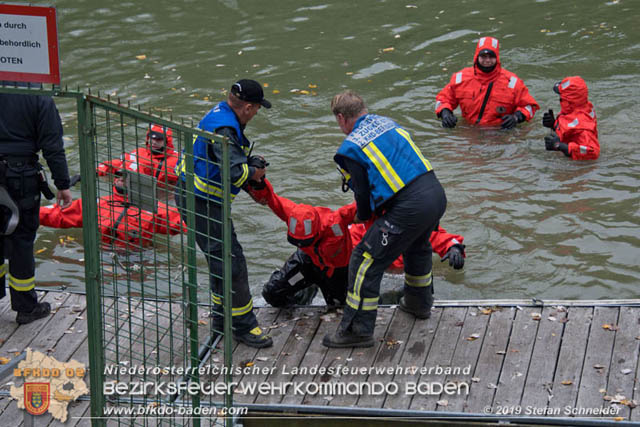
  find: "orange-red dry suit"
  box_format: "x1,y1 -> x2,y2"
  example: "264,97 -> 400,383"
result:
97,125 -> 179,187
435,36 -> 539,126
553,76 -> 599,160
39,189 -> 185,249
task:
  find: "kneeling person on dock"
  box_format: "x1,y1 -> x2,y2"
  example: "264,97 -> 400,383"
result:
323,90 -> 447,348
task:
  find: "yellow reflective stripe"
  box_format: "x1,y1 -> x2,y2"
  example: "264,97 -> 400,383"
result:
346,292 -> 360,310
232,299 -> 253,317
8,274 -> 35,291
0,264 -> 6,278
194,175 -> 237,200
405,271 -> 433,287
354,251 -> 374,301
233,163 -> 249,187
361,296 -> 379,311
363,143 -> 404,193
396,128 -> 433,171
211,294 -> 222,305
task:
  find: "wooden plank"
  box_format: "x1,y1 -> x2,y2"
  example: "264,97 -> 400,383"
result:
235,307 -> 305,404
382,307 -> 443,410
227,307 -> 283,403
575,307 -> 619,416
547,307 -> 593,414
441,307 -> 490,412
463,307 -> 516,414
608,306 -> 640,421
280,308 -> 340,406
492,307 -> 542,409
317,307 -> 394,408
409,307 -> 467,411
520,305 -> 567,410
304,308 -> 393,407
346,307 -> 415,408
254,308 -> 323,405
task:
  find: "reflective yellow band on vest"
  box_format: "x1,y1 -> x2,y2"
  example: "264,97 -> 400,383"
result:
194,175 -> 237,200
363,143 -> 404,193
404,271 -> 433,287
396,128 -> 433,171
211,294 -> 222,305
0,264 -> 6,278
8,274 -> 35,291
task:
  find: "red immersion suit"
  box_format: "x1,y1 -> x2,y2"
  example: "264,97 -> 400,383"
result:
435,36 -> 539,126
97,124 -> 179,187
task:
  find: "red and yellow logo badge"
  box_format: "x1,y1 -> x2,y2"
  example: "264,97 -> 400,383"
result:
24,383 -> 50,416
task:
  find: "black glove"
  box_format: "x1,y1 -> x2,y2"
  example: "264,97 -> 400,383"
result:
542,109 -> 555,129
440,108 -> 457,128
247,155 -> 269,189
70,174 -> 81,187
501,111 -> 525,129
441,244 -> 465,270
544,133 -> 560,151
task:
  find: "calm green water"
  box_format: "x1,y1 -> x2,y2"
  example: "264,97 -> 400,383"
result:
35,0 -> 640,301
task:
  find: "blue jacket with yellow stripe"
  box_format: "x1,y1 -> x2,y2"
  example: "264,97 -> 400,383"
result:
334,114 -> 433,211
177,101 -> 251,202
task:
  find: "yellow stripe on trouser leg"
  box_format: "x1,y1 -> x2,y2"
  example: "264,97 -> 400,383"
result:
404,272 -> 433,287
211,294 -> 222,305
353,251 -> 373,302
8,274 -> 35,291
0,264 -> 7,278
232,299 -> 253,317
361,296 -> 379,311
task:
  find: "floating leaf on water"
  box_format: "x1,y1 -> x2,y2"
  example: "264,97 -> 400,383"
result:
263,83 -> 269,87
308,84 -> 317,89
272,89 -> 280,94
299,90 -> 310,95
405,5 -> 417,8
382,47 -> 395,52
135,54 -> 146,60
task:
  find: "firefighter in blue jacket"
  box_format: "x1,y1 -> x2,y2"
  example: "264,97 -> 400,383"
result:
175,79 -> 272,348
323,90 -> 447,348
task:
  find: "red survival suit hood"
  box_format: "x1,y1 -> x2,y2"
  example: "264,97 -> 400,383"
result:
287,204 -> 320,247
474,36 -> 501,82
556,76 -> 591,115
146,124 -> 175,154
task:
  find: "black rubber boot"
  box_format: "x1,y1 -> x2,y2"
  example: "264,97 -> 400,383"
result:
322,328 -> 374,348
16,302 -> 51,325
234,326 -> 273,348
398,290 -> 433,319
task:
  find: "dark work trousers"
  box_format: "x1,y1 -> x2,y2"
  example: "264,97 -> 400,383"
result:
262,248 -> 348,308
340,172 -> 447,337
174,181 -> 257,335
0,164 -> 41,312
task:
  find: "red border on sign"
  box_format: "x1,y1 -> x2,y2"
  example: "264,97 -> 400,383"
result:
0,4 -> 60,84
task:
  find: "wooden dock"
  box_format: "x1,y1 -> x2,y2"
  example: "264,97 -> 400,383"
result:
1,291 -> 639,425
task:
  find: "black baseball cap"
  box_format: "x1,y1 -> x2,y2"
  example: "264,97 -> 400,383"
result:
478,49 -> 496,58
230,79 -> 271,109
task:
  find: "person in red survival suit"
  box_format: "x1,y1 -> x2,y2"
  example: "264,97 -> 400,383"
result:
39,170 -> 185,249
97,124 -> 179,187
435,36 -> 539,129
542,76 -> 599,160
248,179 -> 465,308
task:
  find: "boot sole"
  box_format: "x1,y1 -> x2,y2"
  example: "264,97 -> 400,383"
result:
322,336 -> 374,348
234,336 -> 273,349
398,303 -> 431,320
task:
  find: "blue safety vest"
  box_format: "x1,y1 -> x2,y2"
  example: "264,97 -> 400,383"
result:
334,114 -> 433,210
177,101 -> 250,201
